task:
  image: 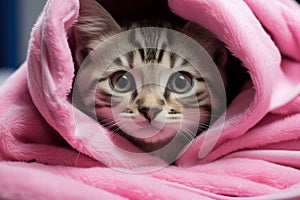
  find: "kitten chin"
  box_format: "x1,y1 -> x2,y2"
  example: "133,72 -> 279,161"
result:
120,128 -> 178,152
74,0 -> 228,154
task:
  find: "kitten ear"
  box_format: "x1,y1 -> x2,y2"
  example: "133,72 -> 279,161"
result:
74,0 -> 121,65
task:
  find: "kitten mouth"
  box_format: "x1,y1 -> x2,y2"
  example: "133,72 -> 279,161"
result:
121,120 -> 179,144
134,120 -> 163,129
129,127 -> 179,152
125,120 -> 165,139
134,121 -> 152,127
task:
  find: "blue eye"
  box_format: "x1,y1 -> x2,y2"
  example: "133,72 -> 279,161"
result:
167,72 -> 193,94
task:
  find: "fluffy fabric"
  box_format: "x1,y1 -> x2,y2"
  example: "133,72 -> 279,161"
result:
1,0 -> 300,199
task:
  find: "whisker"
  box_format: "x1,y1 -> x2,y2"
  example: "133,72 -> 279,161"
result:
179,127 -> 197,143
98,120 -> 114,126
181,120 -> 210,132
178,127 -> 207,152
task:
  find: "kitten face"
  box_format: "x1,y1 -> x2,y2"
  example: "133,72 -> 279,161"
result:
94,51 -> 211,151
74,0 -> 227,152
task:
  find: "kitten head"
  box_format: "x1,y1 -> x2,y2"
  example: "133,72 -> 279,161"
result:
94,53 -> 213,152
73,0 -> 228,153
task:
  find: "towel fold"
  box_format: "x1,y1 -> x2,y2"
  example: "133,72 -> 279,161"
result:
1,0 -> 300,199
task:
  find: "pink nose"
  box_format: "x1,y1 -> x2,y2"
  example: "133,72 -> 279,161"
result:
138,106 -> 162,122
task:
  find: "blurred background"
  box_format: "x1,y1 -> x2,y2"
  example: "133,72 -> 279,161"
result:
0,0 -> 300,85
0,0 -> 47,84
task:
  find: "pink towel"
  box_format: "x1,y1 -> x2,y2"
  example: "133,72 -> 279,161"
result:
1,0 -> 300,199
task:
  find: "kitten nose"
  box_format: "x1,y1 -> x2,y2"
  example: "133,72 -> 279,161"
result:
138,106 -> 162,122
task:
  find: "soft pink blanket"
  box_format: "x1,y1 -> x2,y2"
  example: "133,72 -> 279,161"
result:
1,0 -> 300,199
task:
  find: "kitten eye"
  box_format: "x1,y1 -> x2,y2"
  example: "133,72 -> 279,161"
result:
110,71 -> 136,93
167,72 -> 193,94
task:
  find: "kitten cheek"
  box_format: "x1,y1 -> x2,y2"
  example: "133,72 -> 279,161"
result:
182,110 -> 202,122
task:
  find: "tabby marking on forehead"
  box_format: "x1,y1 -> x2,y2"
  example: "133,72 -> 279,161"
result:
73,0 -> 228,155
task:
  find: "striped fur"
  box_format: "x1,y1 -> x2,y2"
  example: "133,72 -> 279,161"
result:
73,0 -> 227,152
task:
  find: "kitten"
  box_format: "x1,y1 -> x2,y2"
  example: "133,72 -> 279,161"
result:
73,0 -> 228,153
